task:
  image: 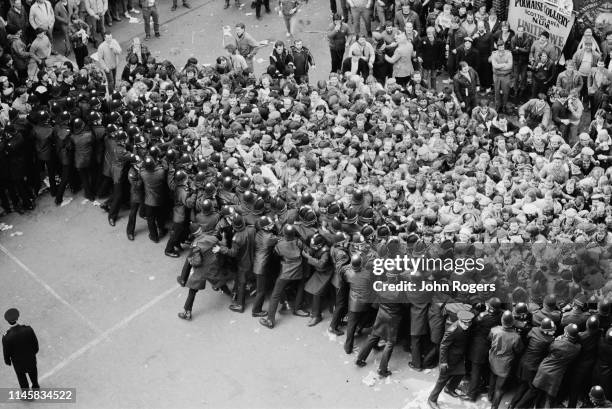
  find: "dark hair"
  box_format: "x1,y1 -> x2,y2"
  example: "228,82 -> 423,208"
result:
235,22 -> 245,29
332,13 -> 342,21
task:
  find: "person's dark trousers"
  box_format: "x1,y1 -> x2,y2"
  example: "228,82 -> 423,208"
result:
311,294 -> 323,318
165,221 -> 185,252
15,368 -> 39,390
97,176 -> 112,198
357,333 -> 395,372
423,342 -> 439,368
74,45 -> 88,69
55,165 -> 72,204
410,335 -> 426,368
145,205 -> 163,241
142,5 -> 160,37
266,278 -> 293,324
76,167 -> 94,200
510,381 -> 530,408
252,274 -> 266,313
184,288 -> 198,311
344,310 -> 366,353
395,75 -> 410,87
43,160 -> 58,196
429,372 -> 462,402
466,361 -> 488,399
232,279 -> 246,307
329,282 -> 349,330
0,179 -> 11,210
330,48 -> 345,73
104,69 -> 116,90
330,0 -> 349,22
514,385 -> 542,409
8,179 -> 33,209
108,183 -> 123,220
179,257 -> 191,282
488,373 -> 507,409
255,0 -> 269,17
126,202 -> 141,235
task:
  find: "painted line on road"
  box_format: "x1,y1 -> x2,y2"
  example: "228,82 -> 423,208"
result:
0,243 -> 104,336
40,285 -> 179,382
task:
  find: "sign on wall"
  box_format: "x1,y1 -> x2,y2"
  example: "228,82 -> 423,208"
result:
507,0 -> 576,58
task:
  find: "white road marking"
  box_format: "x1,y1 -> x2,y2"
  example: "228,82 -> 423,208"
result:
0,243 -> 103,335
40,285 -> 178,382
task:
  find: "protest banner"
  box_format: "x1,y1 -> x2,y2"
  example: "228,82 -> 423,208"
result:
507,0 -> 575,59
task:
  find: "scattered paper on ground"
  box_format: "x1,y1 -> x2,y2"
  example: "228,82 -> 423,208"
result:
10,231 -> 23,237
0,223 -> 13,231
60,197 -> 73,207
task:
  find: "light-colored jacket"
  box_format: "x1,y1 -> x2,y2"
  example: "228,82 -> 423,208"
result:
97,39 -> 122,71
29,0 -> 55,30
84,0 -> 107,16
385,39 -> 414,78
491,49 -> 513,76
348,41 -> 375,66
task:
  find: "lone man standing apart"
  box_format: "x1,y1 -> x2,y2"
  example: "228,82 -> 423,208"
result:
2,308 -> 40,391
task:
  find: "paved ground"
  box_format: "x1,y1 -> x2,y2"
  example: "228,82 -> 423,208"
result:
0,2 -> 515,408
0,192 -> 502,409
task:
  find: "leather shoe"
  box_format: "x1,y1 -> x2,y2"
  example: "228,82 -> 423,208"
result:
165,250 -> 180,258
127,233 -> 134,241
171,5 -> 176,9
259,317 -> 274,328
355,359 -> 366,367
293,309 -> 309,317
149,234 -> 159,243
252,311 -> 267,317
307,316 -> 322,327
377,369 -> 392,377
328,327 -> 344,336
444,387 -> 461,398
183,2 -> 190,7
427,400 -> 440,409
460,395 -> 476,402
176,276 -> 186,287
178,310 -> 192,320
100,203 -> 109,212
229,304 -> 244,313
408,362 -> 423,372
108,216 -> 116,226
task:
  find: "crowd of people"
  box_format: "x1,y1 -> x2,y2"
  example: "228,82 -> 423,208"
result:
1,0 -> 612,406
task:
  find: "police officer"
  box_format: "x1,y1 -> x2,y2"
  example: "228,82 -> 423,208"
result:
302,233 -> 332,327
463,297 -> 503,401
509,317 -> 556,409
259,224 -> 306,328
164,169 -> 189,257
328,231 -> 350,336
252,215 -> 278,317
70,117 -> 95,201
126,154 -> 144,241
214,214 -> 256,313
566,316 -> 601,408
428,310 -> 474,409
515,323 -> 581,408
140,155 -> 167,242
589,386 -> 612,408
488,311 -> 524,409
2,309 -> 39,391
